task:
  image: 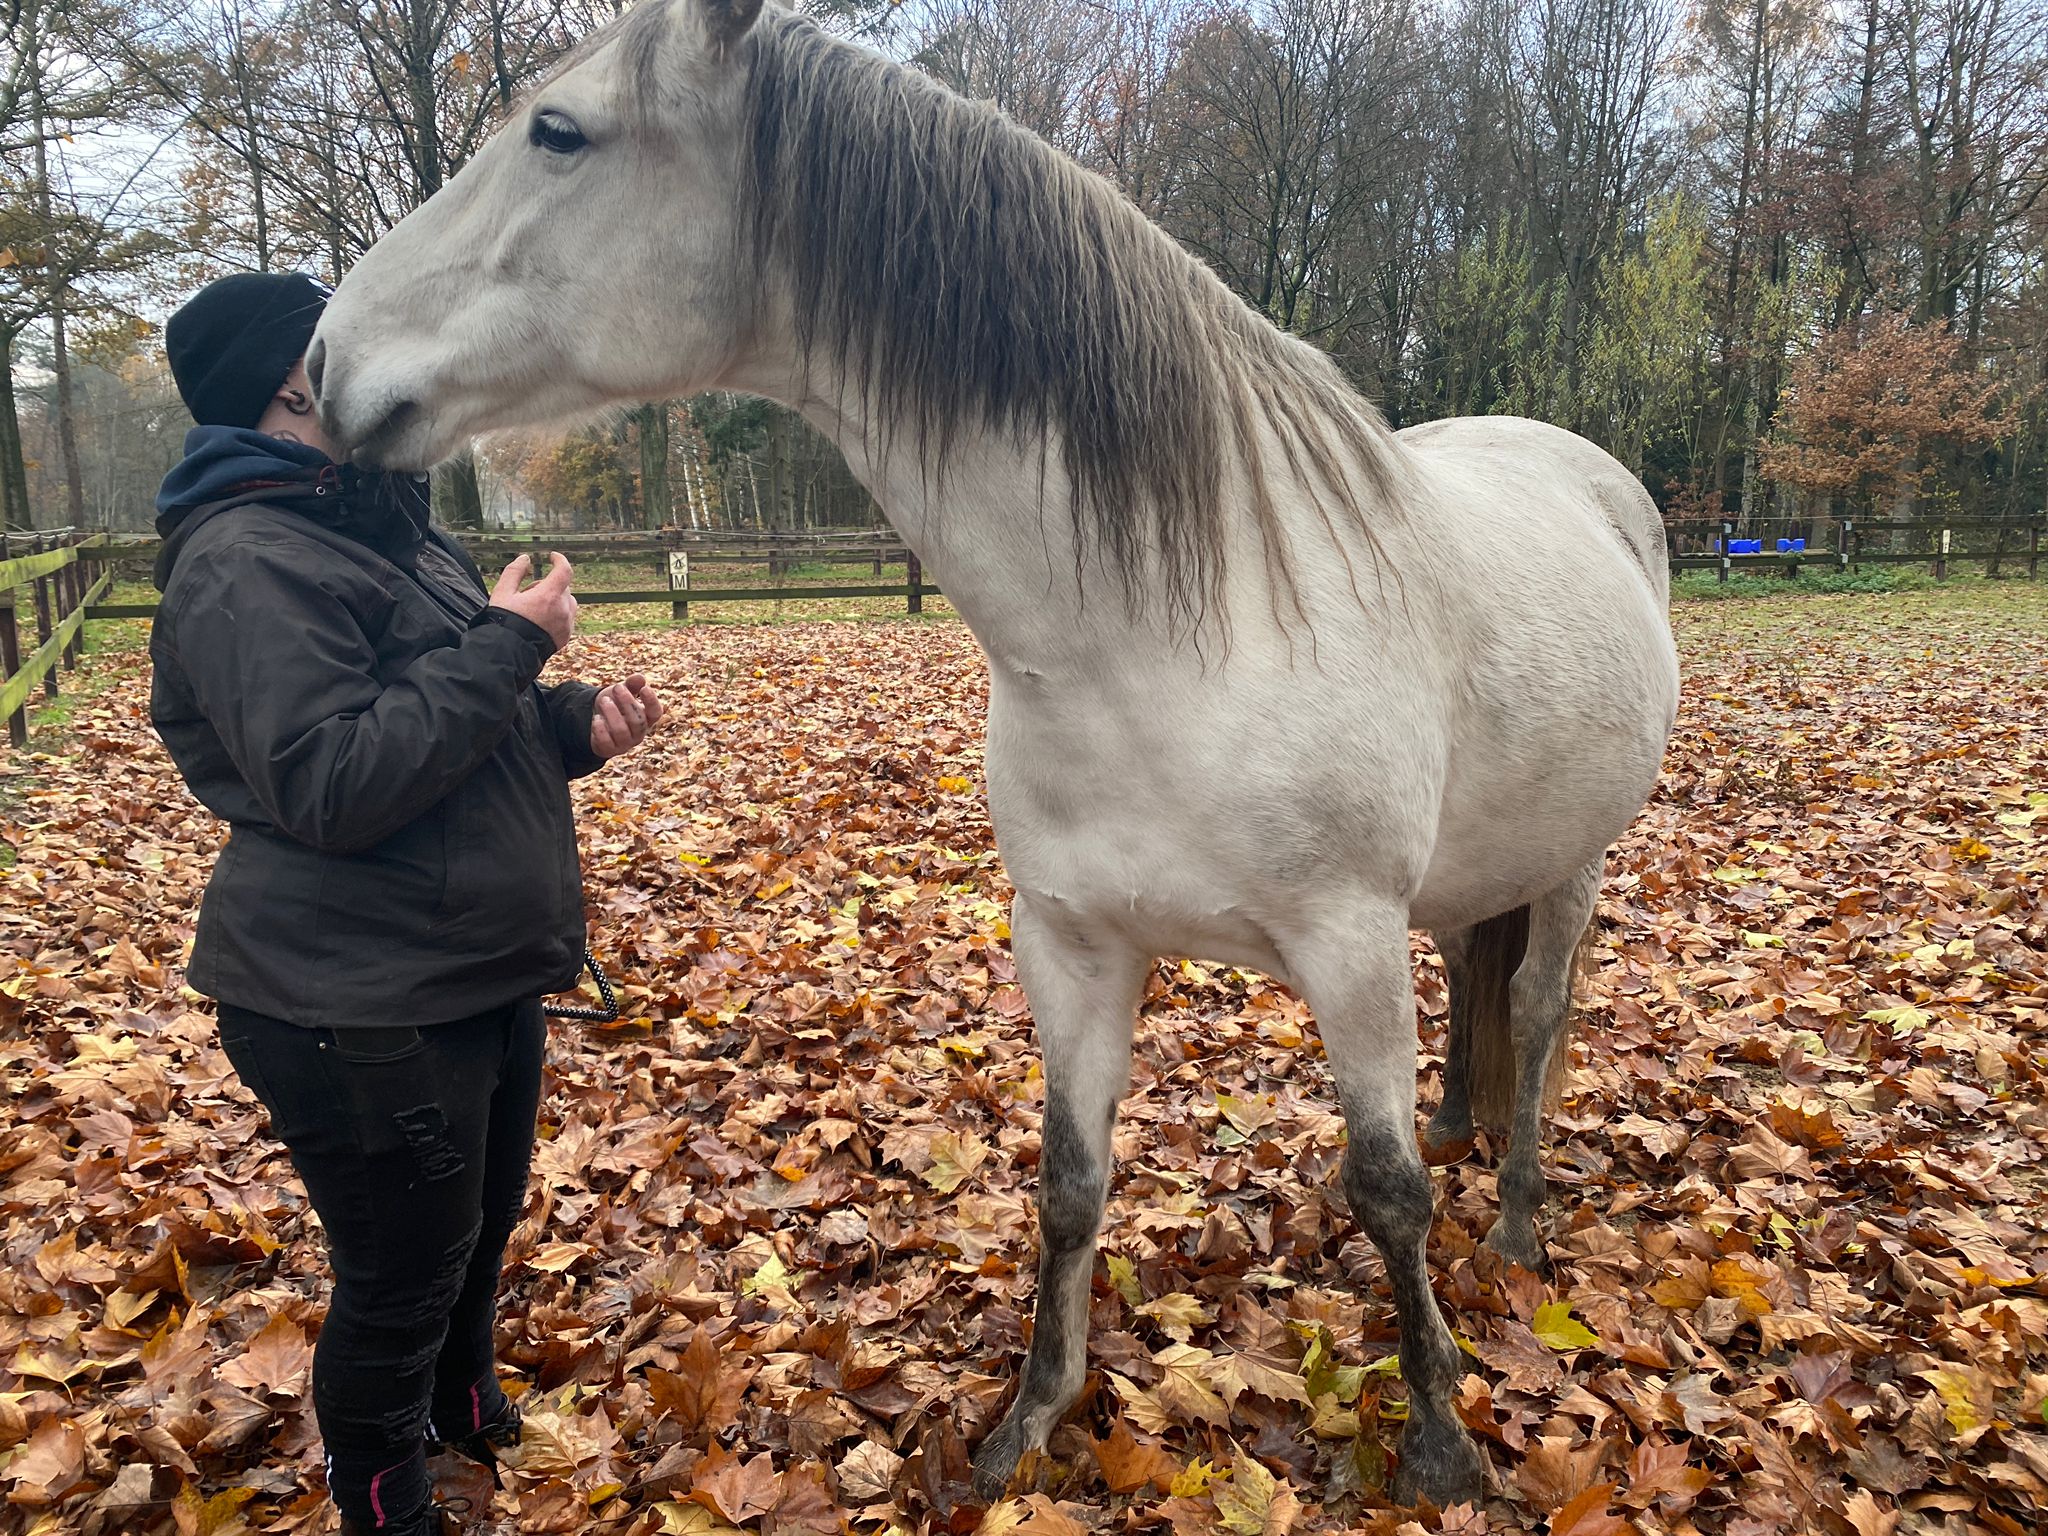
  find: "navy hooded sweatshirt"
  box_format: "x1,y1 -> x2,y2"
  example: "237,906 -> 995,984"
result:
149,427 -> 602,1027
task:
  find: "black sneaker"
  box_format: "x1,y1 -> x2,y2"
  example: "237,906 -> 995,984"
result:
339,1509 -> 462,1536
429,1398 -> 522,1466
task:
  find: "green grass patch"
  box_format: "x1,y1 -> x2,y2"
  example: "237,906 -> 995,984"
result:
1669,565 -> 1988,601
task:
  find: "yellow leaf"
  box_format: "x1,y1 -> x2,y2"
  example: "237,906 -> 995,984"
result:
1308,1391 -> 1360,1438
937,775 -> 972,793
1137,1292 -> 1216,1343
1215,1445 -> 1290,1536
1531,1300 -> 1600,1352
742,1252 -> 792,1298
1106,1253 -> 1143,1306
1919,1367 -> 1983,1435
1169,1457 -> 1222,1497
656,1502 -> 745,1536
196,1488 -> 257,1536
1952,837 -> 1992,861
922,1130 -> 989,1192
1215,1093 -> 1278,1137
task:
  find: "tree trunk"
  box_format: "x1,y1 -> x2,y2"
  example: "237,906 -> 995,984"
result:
637,402 -> 673,529
0,329 -> 33,532
30,47 -> 87,528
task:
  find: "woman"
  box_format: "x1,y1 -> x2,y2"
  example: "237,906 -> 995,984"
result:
150,271 -> 664,1535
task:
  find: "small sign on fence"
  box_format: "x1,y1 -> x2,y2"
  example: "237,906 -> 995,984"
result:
666,552 -> 690,622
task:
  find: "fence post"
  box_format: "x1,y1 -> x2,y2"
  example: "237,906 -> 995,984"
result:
29,544 -> 58,703
2030,522 -> 2041,581
667,549 -> 690,623
58,542 -> 81,668
906,551 -> 923,614
1934,526 -> 1950,582
1718,520 -> 1732,584
1837,519 -> 1851,573
0,592 -> 22,749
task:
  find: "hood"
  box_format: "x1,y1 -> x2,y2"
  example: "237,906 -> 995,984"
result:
156,425 -> 336,529
154,426 -> 432,589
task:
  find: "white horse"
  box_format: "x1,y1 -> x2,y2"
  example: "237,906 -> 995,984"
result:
311,0 -> 1678,1505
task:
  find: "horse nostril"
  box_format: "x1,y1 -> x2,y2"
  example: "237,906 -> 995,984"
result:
306,338 -> 327,398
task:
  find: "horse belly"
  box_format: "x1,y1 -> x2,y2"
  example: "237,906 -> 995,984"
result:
1415,579 -> 1675,926
981,660 -> 1443,975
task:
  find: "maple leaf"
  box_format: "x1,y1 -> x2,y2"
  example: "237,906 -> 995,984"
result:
690,1445 -> 780,1524
836,1439 -> 904,1502
1918,1367 -> 1989,1436
1137,1291 -> 1216,1342
986,1493 -> 1087,1535
1548,1482 -> 1629,1536
656,1504 -> 745,1536
218,1313 -> 313,1398
920,1129 -> 990,1192
1531,1301 -> 1600,1352
1090,1420 -> 1177,1494
648,1326 -> 751,1436
1842,1488 -> 1900,1536
764,1460 -> 839,1535
1214,1445 -> 1299,1535
5,1417 -> 87,1504
1515,1436 -> 1611,1511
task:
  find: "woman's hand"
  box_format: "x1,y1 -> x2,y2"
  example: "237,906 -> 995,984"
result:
591,675 -> 664,759
490,552 -> 577,652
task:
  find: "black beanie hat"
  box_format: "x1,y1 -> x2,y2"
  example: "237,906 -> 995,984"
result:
165,272 -> 331,429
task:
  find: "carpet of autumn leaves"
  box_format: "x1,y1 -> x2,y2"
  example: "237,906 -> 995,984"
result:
3,586 -> 2046,1536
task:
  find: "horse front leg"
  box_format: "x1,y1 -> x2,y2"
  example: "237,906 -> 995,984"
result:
1290,900 -> 1485,1508
971,896 -> 1146,1500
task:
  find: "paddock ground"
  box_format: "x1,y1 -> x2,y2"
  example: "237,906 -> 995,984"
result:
3,584 -> 2044,1535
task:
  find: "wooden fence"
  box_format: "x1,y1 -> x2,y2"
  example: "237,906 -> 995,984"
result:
79,527 -> 933,623
0,531 -> 109,748
1667,516 -> 2043,581
5,514 -> 2040,748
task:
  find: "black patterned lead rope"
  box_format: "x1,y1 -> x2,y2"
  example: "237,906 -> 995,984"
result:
542,947 -> 621,1022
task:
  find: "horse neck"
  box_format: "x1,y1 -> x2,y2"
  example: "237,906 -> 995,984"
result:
729,340 -> 1129,663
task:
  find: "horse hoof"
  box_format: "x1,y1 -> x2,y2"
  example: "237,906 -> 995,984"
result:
1480,1219 -> 1548,1274
1423,1105 -> 1472,1147
1392,1422 -> 1485,1508
1420,1116 -> 1475,1165
969,1424 -> 1025,1503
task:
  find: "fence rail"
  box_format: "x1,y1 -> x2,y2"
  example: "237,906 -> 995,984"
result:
76,515 -> 2044,607
1,530 -> 109,748
77,528 -> 935,622
1666,515 -> 2043,581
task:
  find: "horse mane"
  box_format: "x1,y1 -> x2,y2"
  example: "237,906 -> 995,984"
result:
728,6 -> 1405,624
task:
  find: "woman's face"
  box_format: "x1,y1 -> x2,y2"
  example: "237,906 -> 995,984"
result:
256,358 -> 341,460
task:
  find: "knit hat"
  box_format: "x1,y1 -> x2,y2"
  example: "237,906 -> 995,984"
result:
165,272 -> 331,429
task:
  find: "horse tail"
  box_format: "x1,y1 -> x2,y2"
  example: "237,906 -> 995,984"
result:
1462,904 -> 1531,1133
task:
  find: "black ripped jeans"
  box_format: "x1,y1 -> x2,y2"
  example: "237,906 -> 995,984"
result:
219,1000 -> 546,1531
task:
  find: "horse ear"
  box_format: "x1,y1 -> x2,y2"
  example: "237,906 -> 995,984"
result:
691,0 -> 765,53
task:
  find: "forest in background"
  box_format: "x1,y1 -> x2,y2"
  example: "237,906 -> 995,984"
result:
2,0 -> 2044,536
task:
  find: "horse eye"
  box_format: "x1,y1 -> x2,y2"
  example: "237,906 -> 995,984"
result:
529,111 -> 587,156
